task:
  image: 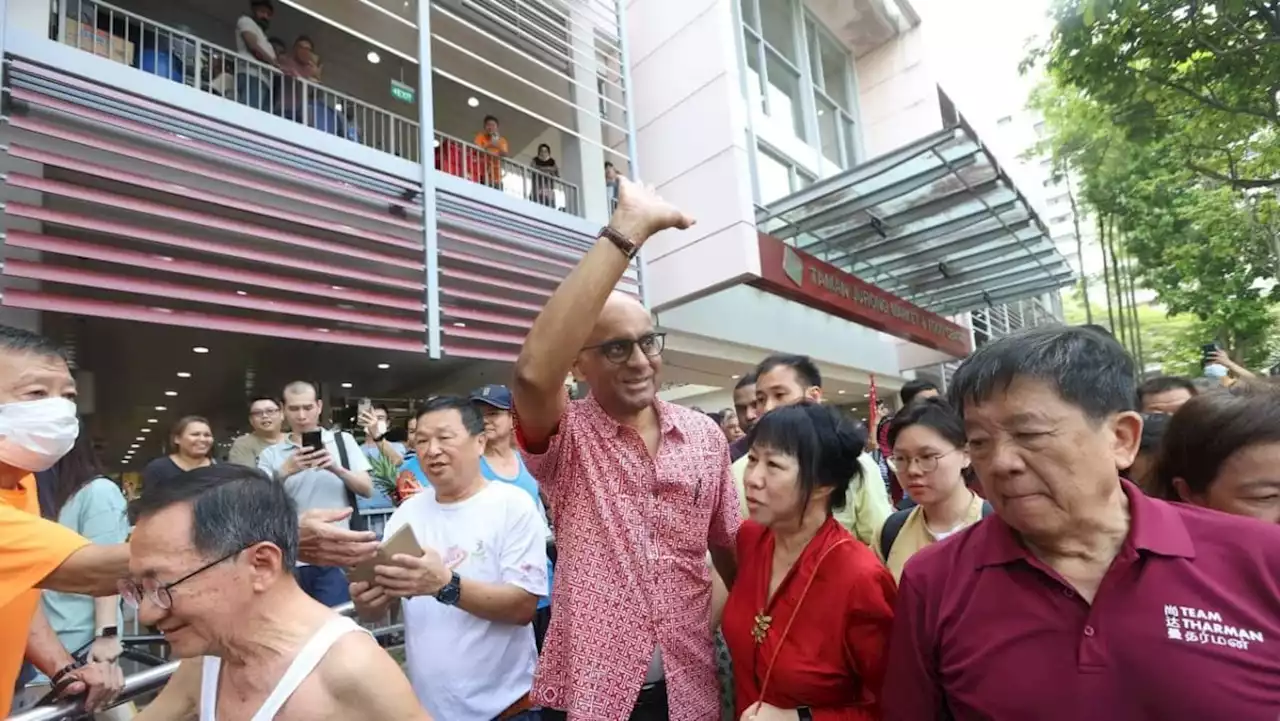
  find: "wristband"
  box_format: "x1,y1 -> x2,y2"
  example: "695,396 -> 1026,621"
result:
599,225 -> 639,259
50,662 -> 78,687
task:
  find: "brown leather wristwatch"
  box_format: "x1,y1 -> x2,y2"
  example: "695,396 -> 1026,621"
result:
599,225 -> 639,259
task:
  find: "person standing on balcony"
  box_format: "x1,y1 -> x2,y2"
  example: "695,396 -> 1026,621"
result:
279,36 -> 326,128
473,115 -> 509,190
228,397 -> 285,469
513,180 -> 741,721
234,0 -> 278,112
531,143 -> 560,208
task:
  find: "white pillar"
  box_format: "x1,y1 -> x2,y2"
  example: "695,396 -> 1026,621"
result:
8,0 -> 50,36
564,8 -> 608,224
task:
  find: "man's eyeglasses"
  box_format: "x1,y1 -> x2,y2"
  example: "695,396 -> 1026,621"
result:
888,449 -> 961,474
250,408 -> 281,418
118,545 -> 252,611
582,333 -> 666,365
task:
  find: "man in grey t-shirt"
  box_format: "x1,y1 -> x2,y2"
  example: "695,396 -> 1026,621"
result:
258,380 -> 372,607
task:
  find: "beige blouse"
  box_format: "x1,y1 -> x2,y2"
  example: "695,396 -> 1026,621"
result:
875,492 -> 986,582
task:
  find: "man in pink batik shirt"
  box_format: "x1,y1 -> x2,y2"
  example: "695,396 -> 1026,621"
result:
513,179 -> 740,721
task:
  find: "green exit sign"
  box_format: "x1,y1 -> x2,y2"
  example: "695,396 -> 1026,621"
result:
390,80 -> 415,104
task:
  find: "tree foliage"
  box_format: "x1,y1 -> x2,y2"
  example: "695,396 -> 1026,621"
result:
1062,288 -> 1202,374
1027,0 -> 1280,368
1031,0 -> 1280,191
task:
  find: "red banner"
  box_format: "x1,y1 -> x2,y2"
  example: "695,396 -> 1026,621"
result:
751,233 -> 973,358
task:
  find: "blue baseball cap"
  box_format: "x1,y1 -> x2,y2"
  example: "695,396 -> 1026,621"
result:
469,384 -> 512,410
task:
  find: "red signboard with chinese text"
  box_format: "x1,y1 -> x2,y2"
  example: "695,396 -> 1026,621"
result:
751,233 -> 973,357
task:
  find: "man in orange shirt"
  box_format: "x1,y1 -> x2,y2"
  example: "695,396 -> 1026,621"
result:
0,326 -> 134,714
472,114 -> 509,189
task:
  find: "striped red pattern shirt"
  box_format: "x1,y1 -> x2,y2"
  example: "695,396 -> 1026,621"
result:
517,395 -> 741,720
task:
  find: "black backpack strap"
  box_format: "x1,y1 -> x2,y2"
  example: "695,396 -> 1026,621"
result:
334,432 -> 367,533
879,508 -> 912,559
335,431 -> 351,469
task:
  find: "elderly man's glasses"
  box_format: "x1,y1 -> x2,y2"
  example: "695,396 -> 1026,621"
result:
888,449 -> 960,474
582,333 -> 666,365
118,545 -> 251,610
250,408 -> 281,418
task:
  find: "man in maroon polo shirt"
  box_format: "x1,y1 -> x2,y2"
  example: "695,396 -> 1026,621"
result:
884,326 -> 1280,721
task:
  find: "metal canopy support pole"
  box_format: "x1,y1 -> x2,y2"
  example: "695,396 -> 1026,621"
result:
418,0 -> 440,359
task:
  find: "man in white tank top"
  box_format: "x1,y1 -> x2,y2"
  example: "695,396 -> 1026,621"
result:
124,465 -> 429,721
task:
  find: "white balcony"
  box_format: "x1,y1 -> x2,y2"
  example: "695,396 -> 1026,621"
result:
50,0 -> 419,160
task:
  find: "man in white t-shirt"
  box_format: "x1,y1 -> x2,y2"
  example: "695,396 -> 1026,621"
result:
233,0 -> 277,110
351,396 -> 547,721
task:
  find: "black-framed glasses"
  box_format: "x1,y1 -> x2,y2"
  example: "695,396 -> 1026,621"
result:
888,449 -> 961,474
582,332 -> 666,364
118,545 -> 252,610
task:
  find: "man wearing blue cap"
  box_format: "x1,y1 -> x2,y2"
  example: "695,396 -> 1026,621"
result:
471,384 -> 555,650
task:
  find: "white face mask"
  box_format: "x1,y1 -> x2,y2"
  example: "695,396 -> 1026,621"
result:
0,398 -> 79,472
1204,363 -> 1229,379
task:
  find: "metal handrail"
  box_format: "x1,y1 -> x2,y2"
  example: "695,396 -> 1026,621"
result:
433,130 -> 582,216
7,603 -> 397,721
56,0 -> 420,162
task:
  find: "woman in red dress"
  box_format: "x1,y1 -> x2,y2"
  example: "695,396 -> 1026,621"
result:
723,402 -> 897,721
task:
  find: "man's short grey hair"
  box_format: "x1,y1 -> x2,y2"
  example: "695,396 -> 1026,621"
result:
282,380 -> 318,400
129,465 -> 299,567
0,324 -> 66,360
948,325 -> 1137,422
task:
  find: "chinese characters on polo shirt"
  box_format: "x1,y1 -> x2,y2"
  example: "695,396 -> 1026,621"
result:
518,395 -> 741,721
883,480 -> 1280,721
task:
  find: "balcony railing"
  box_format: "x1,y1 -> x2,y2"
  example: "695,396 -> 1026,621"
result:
433,130 -> 580,216
970,296 -> 1058,347
54,0 -> 421,162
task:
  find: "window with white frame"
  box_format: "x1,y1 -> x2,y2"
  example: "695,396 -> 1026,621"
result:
739,0 -> 858,167
757,143 -> 816,203
807,19 -> 857,167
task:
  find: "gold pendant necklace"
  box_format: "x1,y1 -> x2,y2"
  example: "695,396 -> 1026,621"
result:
751,611 -> 772,644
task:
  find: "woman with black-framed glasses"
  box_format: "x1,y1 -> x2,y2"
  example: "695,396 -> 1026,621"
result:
875,397 -> 991,582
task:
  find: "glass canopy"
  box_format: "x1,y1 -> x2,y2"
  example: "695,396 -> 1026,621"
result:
755,122 -> 1074,315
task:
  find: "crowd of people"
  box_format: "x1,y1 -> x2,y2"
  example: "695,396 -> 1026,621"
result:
3,178 -> 1280,721
223,0 -> 361,139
